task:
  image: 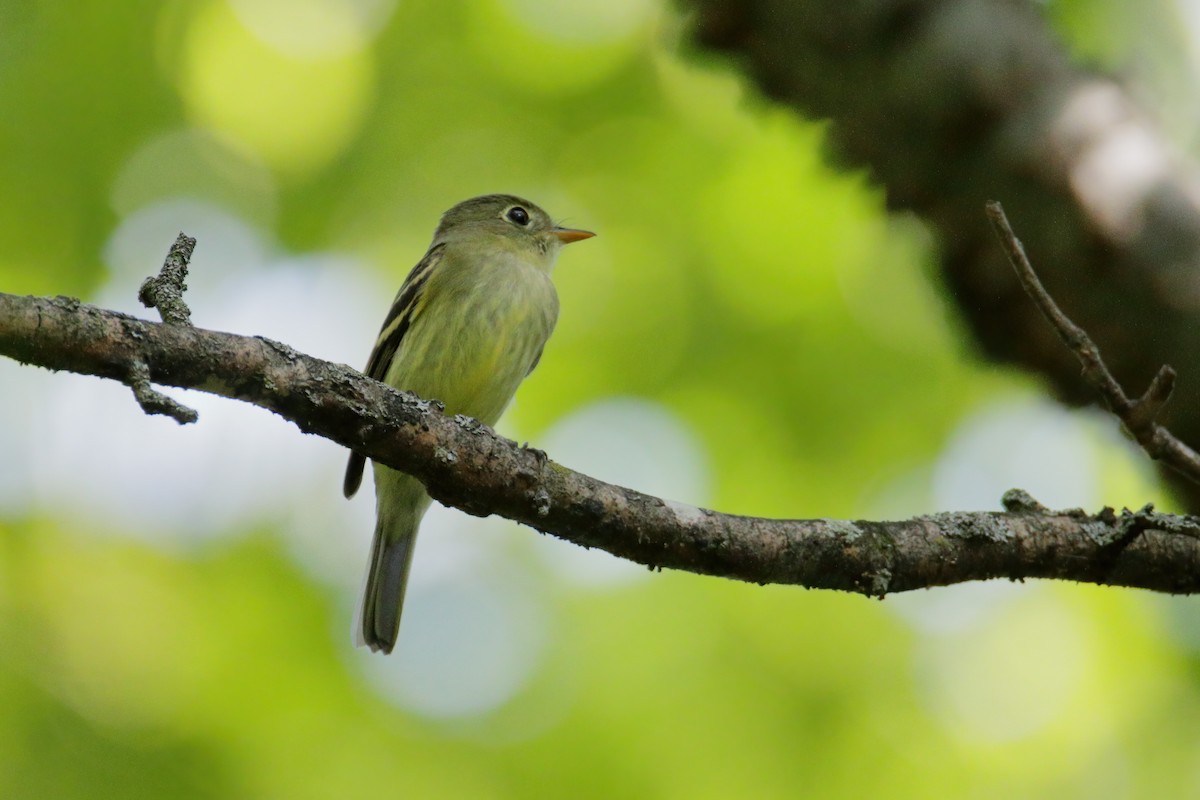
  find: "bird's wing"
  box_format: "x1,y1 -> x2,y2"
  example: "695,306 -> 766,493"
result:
525,289 -> 560,377
526,346 -> 544,377
343,243 -> 445,498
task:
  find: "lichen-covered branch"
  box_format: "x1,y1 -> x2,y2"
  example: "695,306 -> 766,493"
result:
3,289 -> 1200,595
126,359 -> 198,424
138,232 -> 196,326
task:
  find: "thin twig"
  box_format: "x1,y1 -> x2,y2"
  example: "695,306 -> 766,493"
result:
127,360 -> 198,424
986,201 -> 1200,485
138,232 -> 196,326
131,234 -> 200,422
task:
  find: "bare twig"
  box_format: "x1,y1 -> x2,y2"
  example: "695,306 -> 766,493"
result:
138,232 -> 196,326
4,284 -> 1200,595
129,234 -> 201,422
127,360 -> 198,424
986,201 -> 1200,485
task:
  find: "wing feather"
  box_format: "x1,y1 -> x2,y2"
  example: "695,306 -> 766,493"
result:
343,244 -> 445,498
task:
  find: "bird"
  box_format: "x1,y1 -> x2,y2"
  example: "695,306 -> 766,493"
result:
343,194 -> 594,654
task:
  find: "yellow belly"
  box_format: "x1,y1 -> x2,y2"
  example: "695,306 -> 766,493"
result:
383,260 -> 557,426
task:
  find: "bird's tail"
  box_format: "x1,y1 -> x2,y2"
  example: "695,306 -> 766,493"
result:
357,471 -> 431,654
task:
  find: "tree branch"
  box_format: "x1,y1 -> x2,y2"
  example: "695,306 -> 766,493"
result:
987,201 -> 1200,484
4,288 -> 1200,596
690,0 -> 1200,511
138,232 -> 195,326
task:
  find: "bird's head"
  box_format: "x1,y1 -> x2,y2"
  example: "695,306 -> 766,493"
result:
434,194 -> 594,269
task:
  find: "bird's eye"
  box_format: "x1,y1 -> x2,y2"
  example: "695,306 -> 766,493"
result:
506,206 -> 530,226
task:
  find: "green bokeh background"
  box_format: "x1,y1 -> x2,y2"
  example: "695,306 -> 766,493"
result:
2,0 -> 1199,797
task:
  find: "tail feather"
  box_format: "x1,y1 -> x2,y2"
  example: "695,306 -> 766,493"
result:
358,519 -> 418,654
357,468 -> 432,654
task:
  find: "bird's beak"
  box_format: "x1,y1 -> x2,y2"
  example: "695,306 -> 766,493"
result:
550,227 -> 595,244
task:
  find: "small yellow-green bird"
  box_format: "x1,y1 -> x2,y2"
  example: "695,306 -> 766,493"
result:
344,194 -> 594,654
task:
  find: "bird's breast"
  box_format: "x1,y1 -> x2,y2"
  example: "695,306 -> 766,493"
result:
384,258 -> 558,425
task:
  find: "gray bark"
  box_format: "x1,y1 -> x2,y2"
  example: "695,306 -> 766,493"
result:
3,289 -> 1200,596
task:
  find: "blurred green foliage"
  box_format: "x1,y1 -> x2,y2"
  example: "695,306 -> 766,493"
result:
2,0 -> 1199,797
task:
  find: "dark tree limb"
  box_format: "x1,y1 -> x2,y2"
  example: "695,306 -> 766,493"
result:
987,201 -> 1200,483
690,0 -> 1200,510
4,288 -> 1200,596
